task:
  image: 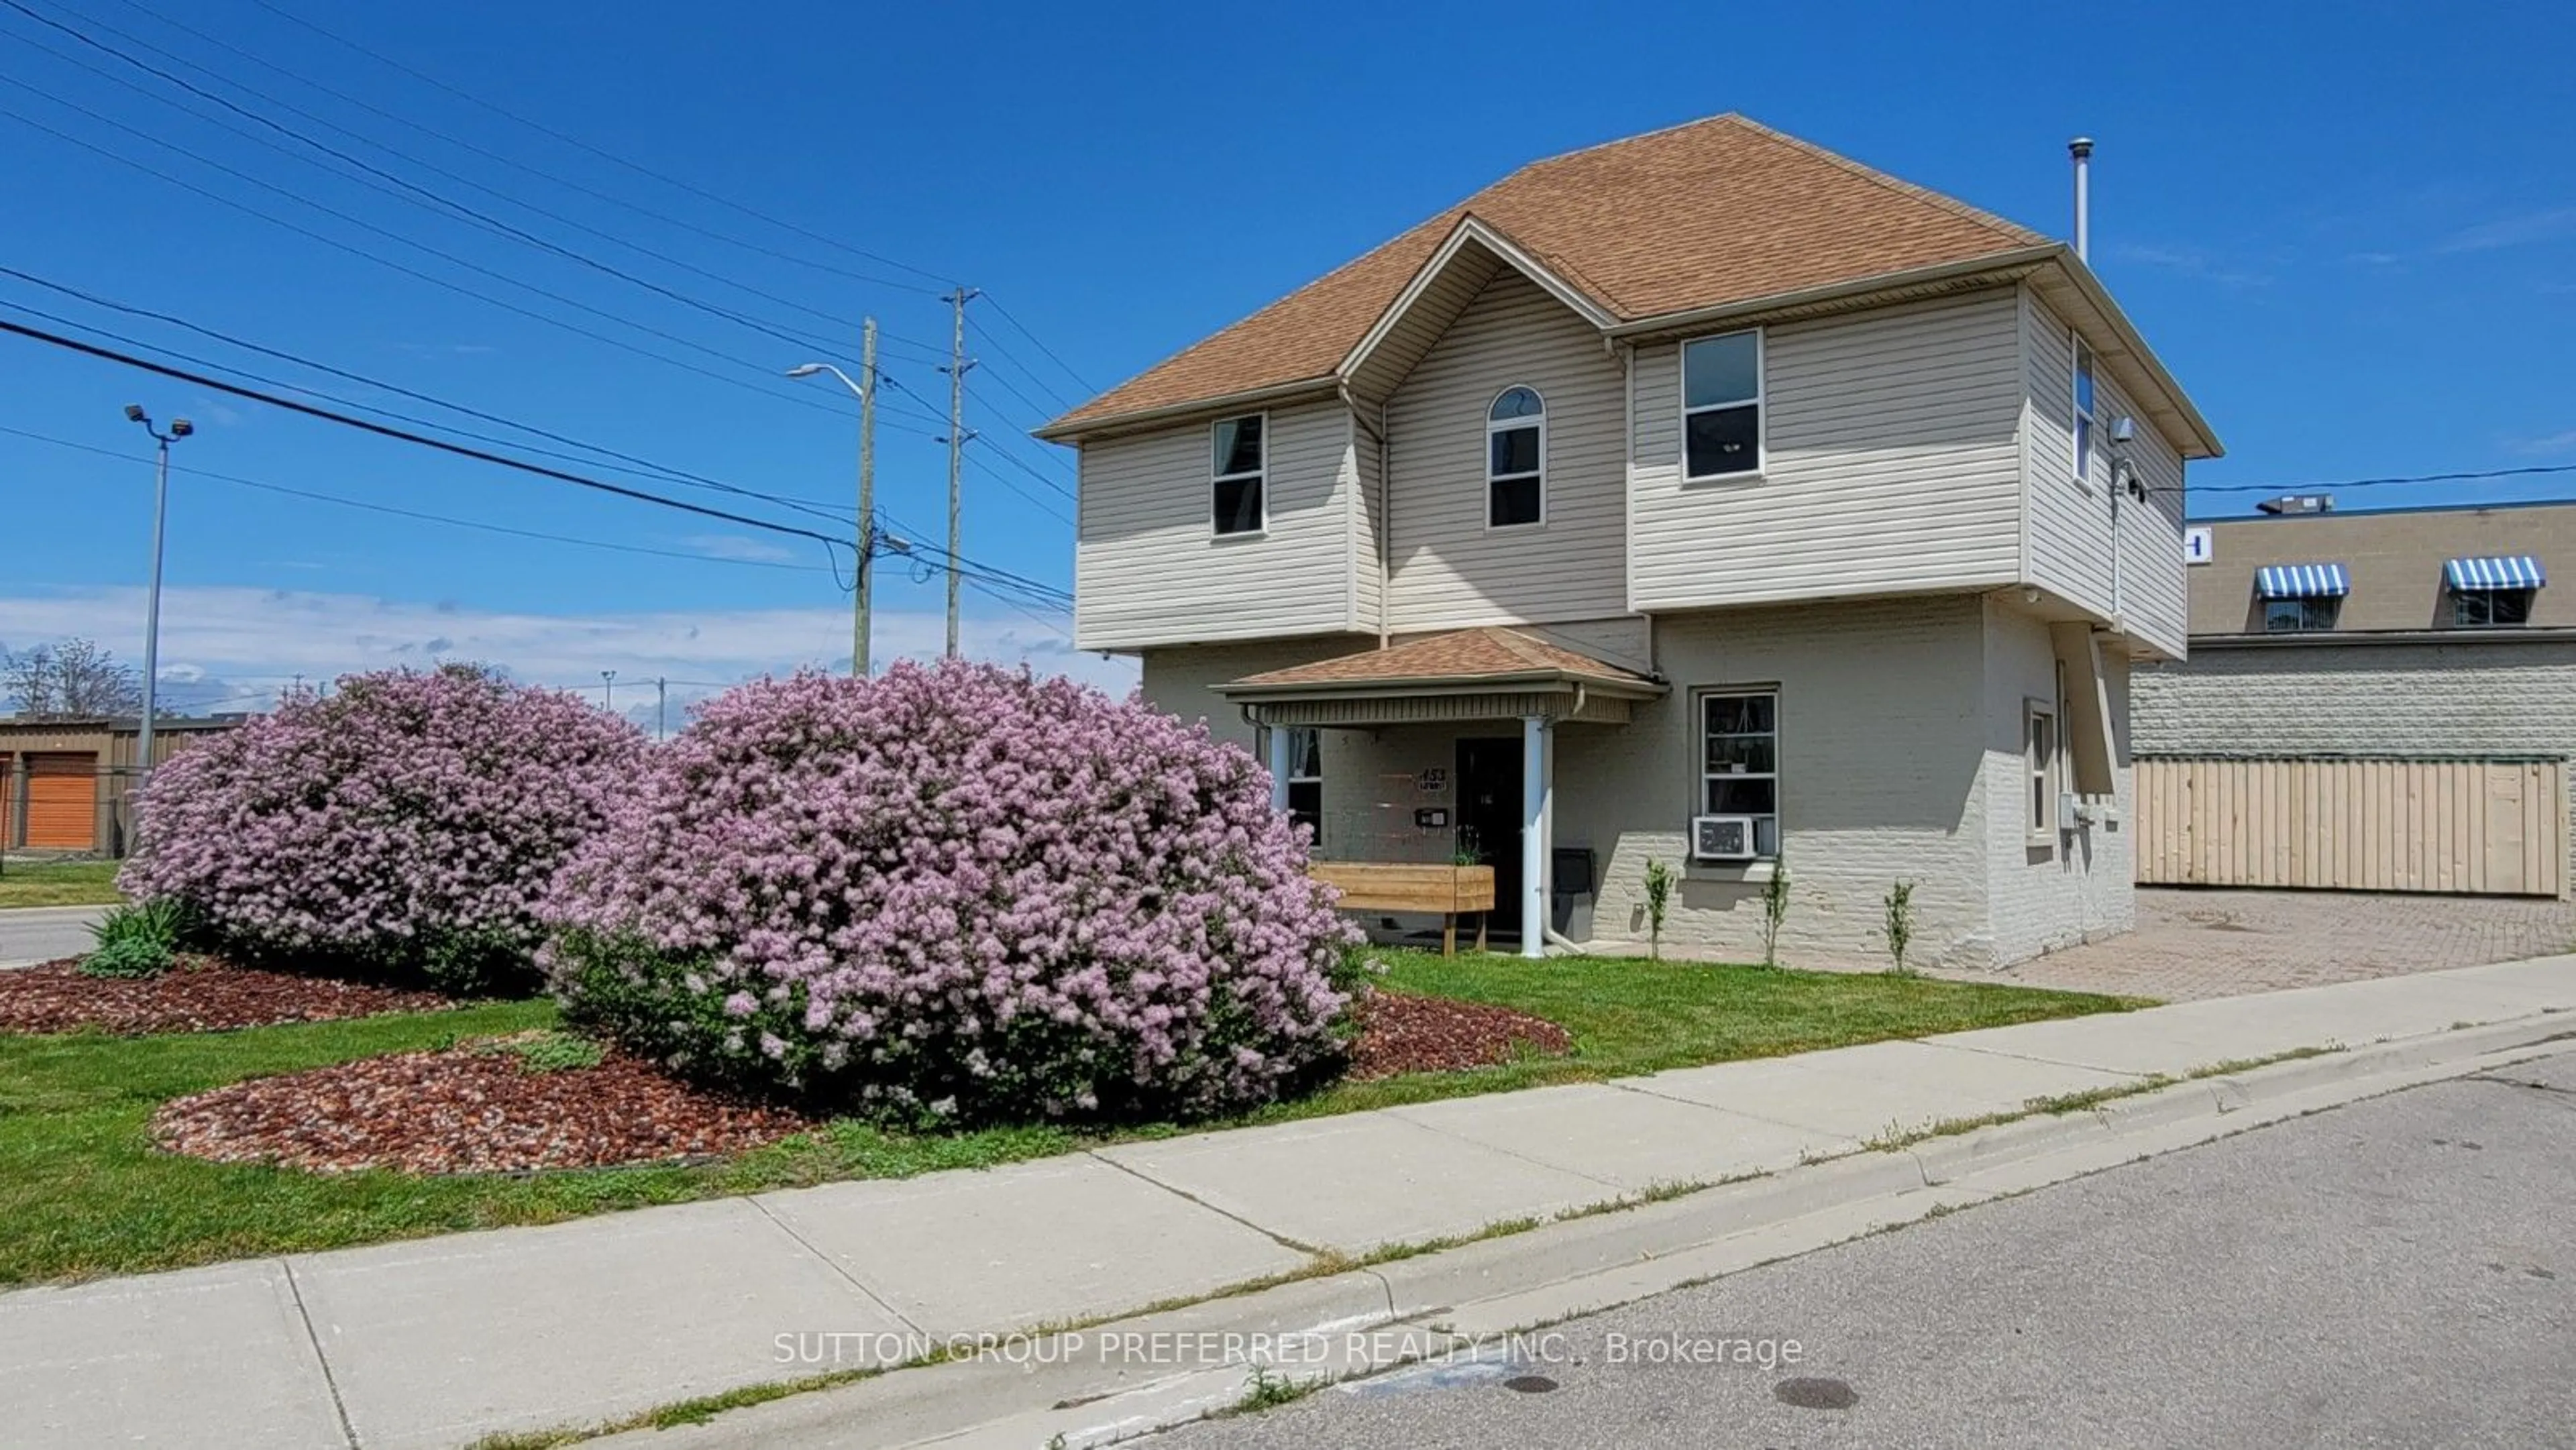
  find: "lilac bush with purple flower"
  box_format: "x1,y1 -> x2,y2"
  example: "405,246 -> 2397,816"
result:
541,661 -> 1360,1124
119,665 -> 645,993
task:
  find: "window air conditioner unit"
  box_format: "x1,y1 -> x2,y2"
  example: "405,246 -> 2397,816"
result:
1691,814 -> 1756,862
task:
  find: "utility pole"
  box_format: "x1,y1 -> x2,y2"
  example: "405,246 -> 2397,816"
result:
122,404 -> 192,812
939,286 -> 979,658
655,677 -> 667,741
856,317 -> 878,676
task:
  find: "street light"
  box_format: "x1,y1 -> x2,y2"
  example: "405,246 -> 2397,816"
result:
787,319 -> 879,677
123,405 -> 192,823
601,669 -> 616,714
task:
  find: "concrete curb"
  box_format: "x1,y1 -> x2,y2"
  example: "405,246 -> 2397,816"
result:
602,1017 -> 2576,1449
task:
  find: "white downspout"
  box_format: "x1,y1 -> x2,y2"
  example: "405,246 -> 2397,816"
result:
1266,721 -> 1292,815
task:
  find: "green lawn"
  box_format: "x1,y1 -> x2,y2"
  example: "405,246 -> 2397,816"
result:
0,859 -> 125,909
0,950 -> 2134,1285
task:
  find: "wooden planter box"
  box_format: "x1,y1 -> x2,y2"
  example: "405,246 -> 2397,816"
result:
1309,862 -> 1498,956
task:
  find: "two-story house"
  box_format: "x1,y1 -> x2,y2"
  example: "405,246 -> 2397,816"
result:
1039,115 -> 2221,970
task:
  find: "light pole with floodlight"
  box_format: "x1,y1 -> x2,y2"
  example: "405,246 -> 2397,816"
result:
788,317 -> 879,676
123,404 -> 191,827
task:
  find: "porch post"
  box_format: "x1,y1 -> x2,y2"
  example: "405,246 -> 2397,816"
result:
1265,725 -> 1292,815
1521,714 -> 1548,959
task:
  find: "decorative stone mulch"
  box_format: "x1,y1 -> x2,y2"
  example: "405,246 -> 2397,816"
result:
152,1035 -> 818,1175
1346,990 -> 1575,1080
0,956 -> 451,1036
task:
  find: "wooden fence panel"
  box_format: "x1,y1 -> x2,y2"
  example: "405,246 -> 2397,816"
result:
2136,757 -> 2566,899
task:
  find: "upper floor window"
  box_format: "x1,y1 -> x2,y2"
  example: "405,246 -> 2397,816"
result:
2073,337 -> 2096,485
2455,590 -> 2535,628
2253,563 -> 2349,633
1682,331 -> 1762,480
2445,555 -> 2545,628
2265,597 -> 2342,632
1211,413 -> 1265,536
1487,386 -> 1545,527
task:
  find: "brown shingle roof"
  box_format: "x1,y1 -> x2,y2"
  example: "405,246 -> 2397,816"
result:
1048,115 -> 2049,435
1220,628 -> 1659,694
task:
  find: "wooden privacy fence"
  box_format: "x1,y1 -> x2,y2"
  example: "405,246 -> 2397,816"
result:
2136,756 -> 2567,898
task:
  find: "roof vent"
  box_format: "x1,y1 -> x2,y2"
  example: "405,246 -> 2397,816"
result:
2255,494 -> 2334,516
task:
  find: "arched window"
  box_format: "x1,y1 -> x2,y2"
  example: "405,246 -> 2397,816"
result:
1487,386 -> 1545,528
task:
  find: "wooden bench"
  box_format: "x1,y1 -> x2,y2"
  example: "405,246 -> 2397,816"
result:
1309,862 -> 1498,956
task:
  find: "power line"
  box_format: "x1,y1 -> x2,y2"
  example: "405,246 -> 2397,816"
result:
0,268 -> 861,524
236,0 -> 961,290
0,0 -> 911,366
2178,463 -> 2576,497
0,423 -> 834,573
0,317 -> 852,554
979,292 -> 1099,395
0,90 -> 868,425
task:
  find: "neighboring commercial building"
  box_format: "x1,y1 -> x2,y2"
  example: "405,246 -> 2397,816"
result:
2131,500 -> 2576,897
1040,115 -> 2218,969
0,716 -> 241,856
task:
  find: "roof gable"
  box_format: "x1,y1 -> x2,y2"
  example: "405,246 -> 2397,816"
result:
1046,115 -> 2047,437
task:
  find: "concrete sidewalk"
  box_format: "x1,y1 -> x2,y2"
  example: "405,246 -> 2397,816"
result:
7,956 -> 2574,1450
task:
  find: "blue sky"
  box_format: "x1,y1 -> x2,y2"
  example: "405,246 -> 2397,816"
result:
3,0 -> 2571,722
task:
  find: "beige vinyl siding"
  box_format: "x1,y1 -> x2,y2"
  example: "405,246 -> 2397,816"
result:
2022,290 -> 2114,612
1629,289 -> 2025,612
1383,268 -> 1628,630
1350,404 -> 1384,634
2021,290 -> 2190,656
1074,398 -> 1356,651
2106,364 -> 2190,657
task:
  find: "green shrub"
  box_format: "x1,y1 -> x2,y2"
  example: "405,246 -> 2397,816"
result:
1642,857 -> 1676,960
77,899 -> 193,979
1883,880 -> 1917,975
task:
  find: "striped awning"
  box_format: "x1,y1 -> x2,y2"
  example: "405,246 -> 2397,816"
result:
2444,556 -> 2547,592
2253,563 -> 2350,599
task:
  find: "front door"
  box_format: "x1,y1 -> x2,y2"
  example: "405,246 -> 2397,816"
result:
1455,737 -> 1521,938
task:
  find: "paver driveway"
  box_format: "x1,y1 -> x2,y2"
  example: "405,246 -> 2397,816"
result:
1967,887 -> 2576,1001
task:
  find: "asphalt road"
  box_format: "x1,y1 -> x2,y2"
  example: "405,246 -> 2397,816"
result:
0,905 -> 105,968
1155,1050 -> 2576,1449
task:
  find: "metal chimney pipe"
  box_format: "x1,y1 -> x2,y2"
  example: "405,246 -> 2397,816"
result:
2069,137 -> 2094,262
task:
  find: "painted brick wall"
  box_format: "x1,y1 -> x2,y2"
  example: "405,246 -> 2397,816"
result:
2133,641 -> 2576,757
1979,602 -> 2136,965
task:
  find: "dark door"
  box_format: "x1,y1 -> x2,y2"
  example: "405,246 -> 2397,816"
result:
1455,736 -> 1521,938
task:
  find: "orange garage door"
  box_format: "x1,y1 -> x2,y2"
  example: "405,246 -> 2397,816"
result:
23,753 -> 99,850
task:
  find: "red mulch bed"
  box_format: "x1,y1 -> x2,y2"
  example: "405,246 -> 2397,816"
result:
149,992 -> 1576,1178
153,1035 -> 817,1175
0,956 -> 451,1036
1347,990 -> 1574,1080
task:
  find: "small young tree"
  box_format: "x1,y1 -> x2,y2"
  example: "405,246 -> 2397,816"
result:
1882,879 -> 1917,975
1642,856 -> 1676,960
1759,849 -> 1792,968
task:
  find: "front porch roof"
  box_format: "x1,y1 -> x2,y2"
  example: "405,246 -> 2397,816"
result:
1216,627 -> 1666,727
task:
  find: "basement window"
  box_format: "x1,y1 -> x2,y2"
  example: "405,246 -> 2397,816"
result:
1211,413 -> 1265,537
1487,386 -> 1546,527
1682,331 -> 1762,480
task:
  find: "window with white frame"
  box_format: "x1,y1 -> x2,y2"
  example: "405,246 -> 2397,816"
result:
2073,337 -> 2096,486
1285,727 -> 1322,840
1700,690 -> 1779,857
1210,413 -> 1265,536
1487,386 -> 1545,526
1682,331 -> 1762,480
2025,698 -> 2058,843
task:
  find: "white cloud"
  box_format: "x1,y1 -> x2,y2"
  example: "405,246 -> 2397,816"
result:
682,533 -> 800,565
2109,241 -> 2269,287
2510,429 -> 2576,457
0,585 -> 1137,704
2435,206 -> 2576,255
